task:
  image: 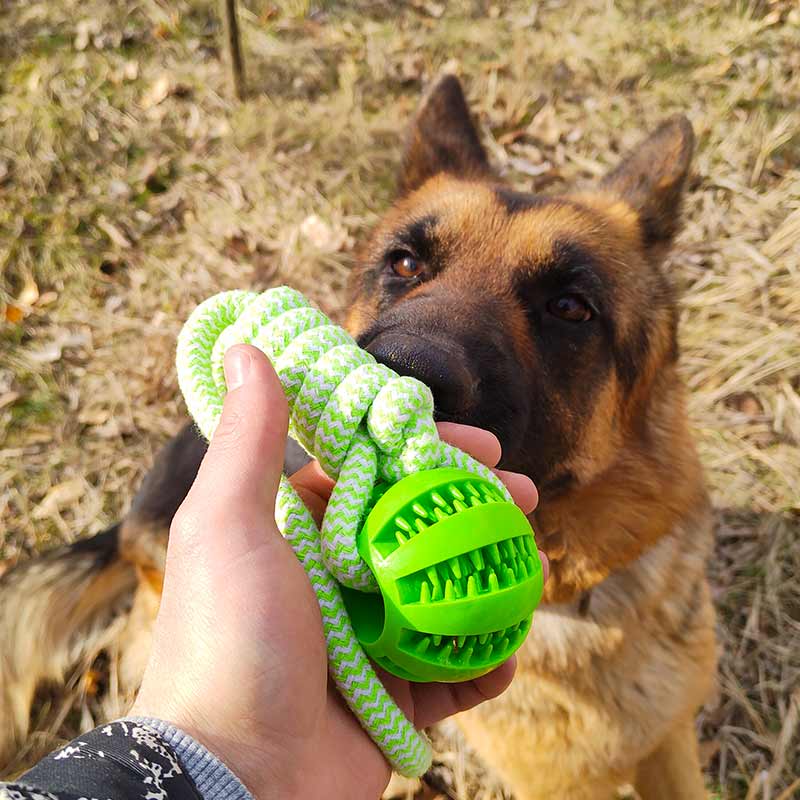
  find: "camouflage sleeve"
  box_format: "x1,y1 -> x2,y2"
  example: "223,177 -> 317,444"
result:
0,719 -> 253,800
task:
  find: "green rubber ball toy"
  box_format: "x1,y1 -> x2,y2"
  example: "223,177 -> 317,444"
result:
340,467 -> 544,683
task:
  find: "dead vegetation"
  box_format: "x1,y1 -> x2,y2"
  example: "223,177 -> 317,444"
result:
1,0 -> 798,797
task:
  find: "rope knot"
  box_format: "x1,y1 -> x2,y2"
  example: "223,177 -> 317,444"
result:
367,376 -> 443,482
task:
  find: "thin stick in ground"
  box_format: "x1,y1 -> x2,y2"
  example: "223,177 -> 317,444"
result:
221,0 -> 246,100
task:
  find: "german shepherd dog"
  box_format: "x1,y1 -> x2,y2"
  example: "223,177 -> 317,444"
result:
0,76 -> 717,798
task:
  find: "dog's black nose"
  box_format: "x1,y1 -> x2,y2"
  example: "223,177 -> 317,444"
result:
365,333 -> 476,418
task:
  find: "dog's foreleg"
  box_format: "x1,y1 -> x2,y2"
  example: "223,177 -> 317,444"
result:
633,716 -> 707,800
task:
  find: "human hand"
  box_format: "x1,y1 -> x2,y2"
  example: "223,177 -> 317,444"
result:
132,345 -> 547,800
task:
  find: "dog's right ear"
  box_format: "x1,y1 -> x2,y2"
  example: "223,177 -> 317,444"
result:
600,115 -> 695,251
398,75 -> 494,195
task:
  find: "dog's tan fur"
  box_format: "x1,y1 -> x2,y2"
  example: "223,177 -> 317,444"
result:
0,76 -> 716,798
0,527 -> 136,767
456,517 -> 715,798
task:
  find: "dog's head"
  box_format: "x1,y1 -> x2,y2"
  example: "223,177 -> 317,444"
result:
347,77 -> 706,602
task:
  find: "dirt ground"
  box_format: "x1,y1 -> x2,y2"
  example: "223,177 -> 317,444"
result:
1,0 -> 798,797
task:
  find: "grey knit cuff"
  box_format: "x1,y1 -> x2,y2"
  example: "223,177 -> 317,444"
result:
124,717 -> 254,800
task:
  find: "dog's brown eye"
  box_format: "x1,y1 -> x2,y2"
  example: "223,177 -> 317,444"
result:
547,293 -> 593,322
388,250 -> 422,279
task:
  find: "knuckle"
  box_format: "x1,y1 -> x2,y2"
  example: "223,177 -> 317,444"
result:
212,404 -> 246,449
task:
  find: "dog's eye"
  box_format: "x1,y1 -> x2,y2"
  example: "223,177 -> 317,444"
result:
546,293 -> 593,322
387,250 -> 422,279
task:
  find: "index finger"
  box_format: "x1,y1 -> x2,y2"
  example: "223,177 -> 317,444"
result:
435,422 -> 502,467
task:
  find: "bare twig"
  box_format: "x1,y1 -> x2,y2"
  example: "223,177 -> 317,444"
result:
221,0 -> 246,100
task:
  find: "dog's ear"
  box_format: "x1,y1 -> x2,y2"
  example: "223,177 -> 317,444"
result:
600,115 -> 694,250
398,75 -> 493,195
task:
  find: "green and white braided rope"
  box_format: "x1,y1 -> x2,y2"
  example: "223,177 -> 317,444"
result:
176,286 -> 513,776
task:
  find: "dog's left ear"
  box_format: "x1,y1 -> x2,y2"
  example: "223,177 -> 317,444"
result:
600,115 -> 694,250
398,75 -> 494,195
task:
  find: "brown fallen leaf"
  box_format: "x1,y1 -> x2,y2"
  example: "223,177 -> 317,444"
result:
529,105 -> 564,147
727,391 -> 763,417
97,216 -> 132,249
410,0 -> 444,17
140,73 -> 171,109
2,277 -> 40,324
92,417 -> 135,439
224,232 -> 252,259
33,478 -> 85,519
38,291 -> 58,306
299,214 -> 353,252
78,406 -> 111,426
390,52 -> 425,84
506,156 -> 553,178
5,304 -> 24,324
498,128 -> 529,146
17,276 -> 39,306
74,18 -> 101,51
83,668 -> 103,697
152,22 -> 172,40
125,60 -> 139,79
26,329 -> 92,364
692,58 -> 733,82
0,391 -> 20,409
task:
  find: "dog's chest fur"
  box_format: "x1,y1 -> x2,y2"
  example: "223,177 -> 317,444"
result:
456,509 -> 717,790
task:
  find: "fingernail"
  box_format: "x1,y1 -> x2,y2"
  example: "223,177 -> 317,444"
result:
224,346 -> 252,390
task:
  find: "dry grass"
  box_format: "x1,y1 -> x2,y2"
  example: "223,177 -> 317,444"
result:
1,0 -> 798,796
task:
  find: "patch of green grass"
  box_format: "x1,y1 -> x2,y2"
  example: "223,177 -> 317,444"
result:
28,32 -> 75,58
8,393 -> 60,428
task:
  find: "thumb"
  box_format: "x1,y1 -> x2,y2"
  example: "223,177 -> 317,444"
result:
171,345 -> 290,559
134,346 -> 293,727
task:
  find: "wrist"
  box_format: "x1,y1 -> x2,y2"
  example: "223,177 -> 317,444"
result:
128,701 -> 299,800
124,716 -> 254,800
